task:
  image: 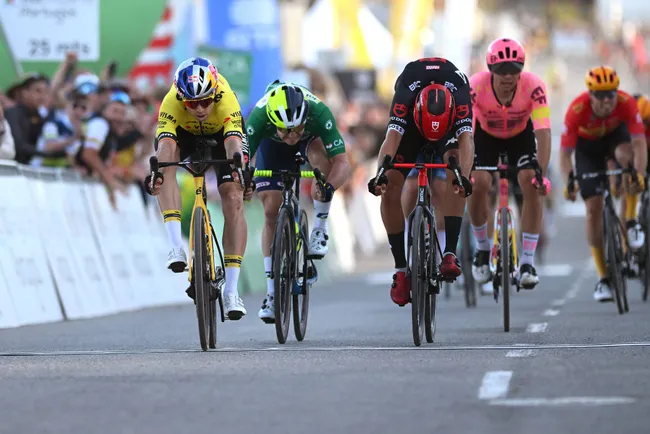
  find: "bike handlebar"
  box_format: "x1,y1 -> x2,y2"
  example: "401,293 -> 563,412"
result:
148,152 -> 243,172
373,154 -> 463,187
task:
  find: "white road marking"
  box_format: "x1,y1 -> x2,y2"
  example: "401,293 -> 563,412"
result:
478,371 -> 513,400
526,322 -> 548,333
551,299 -> 566,307
564,258 -> 594,300
365,272 -> 397,285
536,264 -> 573,277
505,349 -> 535,358
489,396 -> 635,407
3,341 -> 650,356
543,308 -> 560,317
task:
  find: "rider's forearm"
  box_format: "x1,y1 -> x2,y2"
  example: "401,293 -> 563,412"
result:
224,136 -> 243,161
632,136 -> 648,175
535,128 -> 552,176
376,130 -> 401,169
326,154 -> 352,190
457,132 -> 474,177
559,149 -> 574,184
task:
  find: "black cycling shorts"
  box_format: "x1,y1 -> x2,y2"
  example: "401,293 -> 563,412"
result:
253,136 -> 317,192
154,127 -> 235,186
391,125 -> 458,179
473,119 -> 537,170
575,123 -> 631,199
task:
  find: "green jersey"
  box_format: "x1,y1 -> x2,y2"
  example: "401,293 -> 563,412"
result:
245,83 -> 346,159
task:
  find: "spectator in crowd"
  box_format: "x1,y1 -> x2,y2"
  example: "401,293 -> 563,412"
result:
0,103 -> 16,160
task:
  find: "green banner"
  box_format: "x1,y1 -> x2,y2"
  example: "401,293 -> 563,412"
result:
197,45 -> 253,108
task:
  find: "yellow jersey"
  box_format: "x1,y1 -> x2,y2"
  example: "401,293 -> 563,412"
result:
155,74 -> 244,142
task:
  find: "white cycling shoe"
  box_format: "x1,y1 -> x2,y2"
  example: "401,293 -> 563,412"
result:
258,295 -> 275,324
627,221 -> 645,251
593,279 -> 613,302
167,247 -> 187,273
308,229 -> 329,259
223,293 -> 246,320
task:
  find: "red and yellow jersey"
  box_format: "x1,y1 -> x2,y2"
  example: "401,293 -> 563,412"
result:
560,90 -> 645,149
637,94 -> 650,143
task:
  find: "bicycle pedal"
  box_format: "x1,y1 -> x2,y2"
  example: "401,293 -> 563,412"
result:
260,317 -> 275,325
306,253 -> 324,260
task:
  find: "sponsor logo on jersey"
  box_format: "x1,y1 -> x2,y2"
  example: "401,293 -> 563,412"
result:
325,119 -> 333,130
409,80 -> 421,91
247,125 -> 255,135
230,111 -> 242,118
456,117 -> 471,125
444,81 -> 457,92
456,125 -> 472,137
256,181 -> 271,188
531,86 -> 547,104
159,111 -> 176,123
426,65 -> 440,70
388,124 -> 405,135
456,104 -> 470,119
393,103 -> 408,118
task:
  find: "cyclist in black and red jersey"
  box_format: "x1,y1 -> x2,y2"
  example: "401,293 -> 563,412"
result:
367,57 -> 474,307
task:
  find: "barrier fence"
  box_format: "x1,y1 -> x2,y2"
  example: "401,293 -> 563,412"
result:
0,160 -> 386,330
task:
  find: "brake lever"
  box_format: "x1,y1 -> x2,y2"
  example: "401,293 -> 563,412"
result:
447,155 -> 463,187
373,155 -> 392,188
232,152 -> 245,190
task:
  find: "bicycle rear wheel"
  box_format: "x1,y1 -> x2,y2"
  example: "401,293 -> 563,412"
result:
461,215 -> 477,307
192,207 -> 210,351
293,210 -> 310,341
273,207 -> 293,344
604,204 -> 626,314
640,193 -> 650,302
410,207 -> 427,346
500,209 -> 510,332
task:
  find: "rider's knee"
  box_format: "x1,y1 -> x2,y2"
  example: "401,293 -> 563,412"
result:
221,184 -> 243,209
470,172 -> 491,195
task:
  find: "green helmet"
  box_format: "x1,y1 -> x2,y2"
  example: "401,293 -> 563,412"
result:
265,83 -> 309,129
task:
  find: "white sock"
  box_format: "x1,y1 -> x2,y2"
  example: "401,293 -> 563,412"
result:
313,200 -> 331,231
438,230 -> 446,252
165,221 -> 183,250
471,223 -> 491,251
264,256 -> 274,296
404,218 -> 409,249
224,266 -> 240,297
520,233 -> 539,267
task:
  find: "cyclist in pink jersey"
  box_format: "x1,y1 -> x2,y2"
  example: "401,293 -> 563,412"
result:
467,37 -> 552,290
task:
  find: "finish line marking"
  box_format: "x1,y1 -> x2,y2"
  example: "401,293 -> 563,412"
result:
489,396 -> 636,407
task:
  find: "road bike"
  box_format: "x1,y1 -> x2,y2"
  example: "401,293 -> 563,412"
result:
253,152 -> 327,344
148,139 -> 245,351
474,152 -> 544,332
568,167 -> 635,314
638,176 -> 650,302
374,154 -> 463,346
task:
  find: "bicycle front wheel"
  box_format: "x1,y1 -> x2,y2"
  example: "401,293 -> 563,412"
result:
272,207 -> 294,344
461,215 -> 477,307
500,210 -> 510,332
604,204 -> 626,314
293,209 -> 310,342
192,207 -> 210,351
410,207 -> 427,347
425,219 -> 438,344
640,193 -> 650,302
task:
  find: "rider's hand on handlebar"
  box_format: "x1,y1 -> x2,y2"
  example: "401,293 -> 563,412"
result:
367,174 -> 388,196
452,175 -> 472,197
145,172 -> 164,196
563,181 -> 578,202
533,176 -> 552,196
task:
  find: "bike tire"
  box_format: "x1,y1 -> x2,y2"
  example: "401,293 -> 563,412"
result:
604,205 -> 625,314
273,207 -> 293,344
461,215 -> 477,307
425,217 -> 438,344
641,194 -> 650,302
192,207 -> 210,351
410,207 -> 426,347
500,210 -> 510,332
293,210 -> 310,342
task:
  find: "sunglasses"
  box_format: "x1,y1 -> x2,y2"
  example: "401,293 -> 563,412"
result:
277,124 -> 305,135
591,90 -> 617,100
489,61 -> 524,76
184,98 -> 213,109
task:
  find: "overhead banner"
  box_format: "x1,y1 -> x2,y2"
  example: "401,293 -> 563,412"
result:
206,0 -> 283,115
0,0 -> 100,61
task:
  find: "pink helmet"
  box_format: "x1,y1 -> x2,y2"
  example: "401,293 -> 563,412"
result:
486,38 -> 525,74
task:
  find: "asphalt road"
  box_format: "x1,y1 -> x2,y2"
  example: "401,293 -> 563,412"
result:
1,211 -> 649,434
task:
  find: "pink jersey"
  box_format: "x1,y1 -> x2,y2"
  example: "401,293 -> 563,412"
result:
469,71 -> 551,139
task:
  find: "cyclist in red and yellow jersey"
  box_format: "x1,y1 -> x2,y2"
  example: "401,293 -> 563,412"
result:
560,66 -> 648,302
634,94 -> 650,141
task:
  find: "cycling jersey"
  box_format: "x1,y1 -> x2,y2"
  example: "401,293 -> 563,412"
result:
469,71 -> 551,139
387,57 -> 472,139
245,83 -> 346,159
155,74 -> 244,144
561,90 -> 645,149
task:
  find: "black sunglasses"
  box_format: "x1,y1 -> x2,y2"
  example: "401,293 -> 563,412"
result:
489,61 -> 524,76
591,90 -> 617,100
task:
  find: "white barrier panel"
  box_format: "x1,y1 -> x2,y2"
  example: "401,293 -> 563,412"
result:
84,182 -> 144,310
0,162 -> 64,326
60,171 -> 119,317
0,268 -> 19,328
348,187 -> 380,256
327,193 -> 356,273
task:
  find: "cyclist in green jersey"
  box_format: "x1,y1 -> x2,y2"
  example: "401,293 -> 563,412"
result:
246,80 -> 352,322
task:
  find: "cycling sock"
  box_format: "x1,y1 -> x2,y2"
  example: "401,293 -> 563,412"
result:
590,246 -> 607,279
163,209 -> 183,249
264,256 -> 274,296
443,217 -> 461,254
625,193 -> 639,221
388,231 -> 407,269
521,233 -> 539,266
313,200 -> 330,231
224,255 -> 243,296
437,230 -> 446,253
471,223 -> 491,251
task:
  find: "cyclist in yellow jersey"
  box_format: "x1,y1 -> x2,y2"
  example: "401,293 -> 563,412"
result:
145,56 -> 250,320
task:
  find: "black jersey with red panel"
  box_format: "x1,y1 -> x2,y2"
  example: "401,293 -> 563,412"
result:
387,57 -> 473,140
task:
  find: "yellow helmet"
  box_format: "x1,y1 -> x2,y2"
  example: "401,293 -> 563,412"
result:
636,94 -> 650,121
585,66 -> 620,91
